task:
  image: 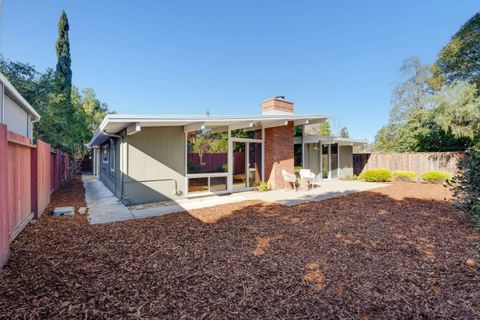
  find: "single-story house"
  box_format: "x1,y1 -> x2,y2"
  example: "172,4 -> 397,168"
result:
0,72 -> 41,141
88,97 -> 366,205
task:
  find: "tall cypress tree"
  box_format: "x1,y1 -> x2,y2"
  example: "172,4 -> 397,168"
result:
55,10 -> 72,104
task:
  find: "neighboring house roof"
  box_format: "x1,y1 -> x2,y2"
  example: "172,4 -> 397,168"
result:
88,113 -> 330,147
294,135 -> 367,146
0,72 -> 41,121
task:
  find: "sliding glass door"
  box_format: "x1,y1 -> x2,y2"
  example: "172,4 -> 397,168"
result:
232,140 -> 262,190
320,143 -> 339,179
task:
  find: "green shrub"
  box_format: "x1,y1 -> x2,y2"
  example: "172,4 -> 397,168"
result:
257,182 -> 269,192
392,171 -> 417,182
450,149 -> 480,229
422,170 -> 452,184
359,169 -> 392,182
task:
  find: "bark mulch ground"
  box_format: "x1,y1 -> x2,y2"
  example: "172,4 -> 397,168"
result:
0,177 -> 479,319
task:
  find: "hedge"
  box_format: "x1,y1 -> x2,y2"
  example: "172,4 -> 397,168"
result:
422,170 -> 452,184
360,169 -> 392,182
392,171 -> 417,182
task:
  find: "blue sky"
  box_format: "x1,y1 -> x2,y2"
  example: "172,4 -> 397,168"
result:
0,1 -> 478,141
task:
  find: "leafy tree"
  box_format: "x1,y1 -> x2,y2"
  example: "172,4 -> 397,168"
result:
318,121 -> 331,136
431,81 -> 480,144
374,58 -> 475,152
339,127 -> 349,138
375,58 -> 433,151
432,13 -> 480,90
294,125 -> 303,137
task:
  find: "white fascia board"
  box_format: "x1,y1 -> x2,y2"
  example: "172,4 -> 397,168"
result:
184,122 -> 206,132
229,121 -> 255,131
0,72 -> 41,120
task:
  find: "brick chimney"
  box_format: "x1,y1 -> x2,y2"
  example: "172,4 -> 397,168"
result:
261,96 -> 294,115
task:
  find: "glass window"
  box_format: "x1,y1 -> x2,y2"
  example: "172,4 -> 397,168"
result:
331,144 -> 338,179
294,144 -> 302,167
102,145 -> 109,163
188,178 -> 209,193
187,126 -> 228,174
248,142 -> 262,187
210,177 -> 228,192
321,144 -> 329,179
110,140 -> 115,172
231,128 -> 262,139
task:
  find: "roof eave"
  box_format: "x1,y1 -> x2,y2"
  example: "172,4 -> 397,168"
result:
0,72 -> 41,121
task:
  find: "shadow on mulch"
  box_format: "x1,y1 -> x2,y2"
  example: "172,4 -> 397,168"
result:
0,178 -> 479,319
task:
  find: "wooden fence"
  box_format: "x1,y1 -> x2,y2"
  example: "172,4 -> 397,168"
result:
0,123 -> 69,267
353,152 -> 465,178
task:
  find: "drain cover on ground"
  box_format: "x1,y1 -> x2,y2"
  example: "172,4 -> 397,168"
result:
53,206 -> 75,217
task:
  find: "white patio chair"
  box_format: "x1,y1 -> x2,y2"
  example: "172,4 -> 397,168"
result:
299,169 -> 321,189
282,169 -> 297,191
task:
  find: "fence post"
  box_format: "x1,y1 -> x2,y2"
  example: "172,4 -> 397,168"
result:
0,124 -> 9,267
31,145 -> 39,218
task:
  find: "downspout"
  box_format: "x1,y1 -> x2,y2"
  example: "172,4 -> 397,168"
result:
102,130 -> 124,202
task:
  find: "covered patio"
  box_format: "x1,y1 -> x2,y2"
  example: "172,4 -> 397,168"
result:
295,135 -> 367,180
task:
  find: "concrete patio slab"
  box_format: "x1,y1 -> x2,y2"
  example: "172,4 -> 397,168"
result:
82,175 -> 134,224
128,180 -> 388,221
83,175 -> 388,224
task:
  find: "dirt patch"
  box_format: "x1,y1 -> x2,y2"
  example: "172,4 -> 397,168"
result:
0,180 -> 479,319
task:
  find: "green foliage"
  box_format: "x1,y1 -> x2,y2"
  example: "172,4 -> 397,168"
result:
374,58 -> 477,152
318,121 -> 331,136
55,11 -> 72,102
294,125 -> 303,137
257,182 -> 269,192
422,170 -> 452,184
0,57 -> 108,153
450,149 -> 480,228
432,13 -> 480,90
360,169 -> 392,182
392,170 -> 417,182
431,81 -> 480,143
339,127 -> 349,138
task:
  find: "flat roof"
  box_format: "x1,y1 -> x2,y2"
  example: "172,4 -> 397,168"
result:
0,72 -> 41,120
88,113 -> 330,147
294,135 -> 367,146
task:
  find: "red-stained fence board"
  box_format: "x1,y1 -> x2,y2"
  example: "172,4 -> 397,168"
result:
0,124 -> 9,266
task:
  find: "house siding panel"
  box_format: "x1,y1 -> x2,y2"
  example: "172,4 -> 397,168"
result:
339,145 -> 353,178
3,95 -> 29,138
124,126 -> 185,205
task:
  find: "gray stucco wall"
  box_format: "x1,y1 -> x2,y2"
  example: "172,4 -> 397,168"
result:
4,95 -> 29,137
124,126 -> 185,205
305,143 -> 320,175
339,145 -> 353,178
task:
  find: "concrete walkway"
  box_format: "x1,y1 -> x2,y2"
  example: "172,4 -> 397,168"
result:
83,175 -> 387,224
82,175 -> 134,224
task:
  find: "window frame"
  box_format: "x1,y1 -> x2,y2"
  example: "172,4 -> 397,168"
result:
102,144 -> 109,164
109,139 -> 115,172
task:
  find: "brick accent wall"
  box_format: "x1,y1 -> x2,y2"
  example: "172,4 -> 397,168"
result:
264,121 -> 294,189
